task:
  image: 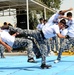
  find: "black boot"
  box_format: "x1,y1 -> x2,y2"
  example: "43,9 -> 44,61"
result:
36,53 -> 41,59
36,51 -> 41,59
40,63 -> 52,69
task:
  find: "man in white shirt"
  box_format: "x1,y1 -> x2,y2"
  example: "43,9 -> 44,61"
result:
25,19 -> 67,69
24,19 -> 66,69
54,12 -> 74,63
36,18 -> 44,31
47,8 -> 73,52
0,29 -> 36,63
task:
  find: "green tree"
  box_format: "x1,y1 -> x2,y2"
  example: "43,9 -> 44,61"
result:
39,0 -> 63,19
40,0 -> 63,10
29,10 -> 38,30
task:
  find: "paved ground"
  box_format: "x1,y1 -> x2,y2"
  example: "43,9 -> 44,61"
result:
0,55 -> 74,75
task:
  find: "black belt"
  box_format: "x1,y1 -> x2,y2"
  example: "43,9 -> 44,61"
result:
40,31 -> 46,39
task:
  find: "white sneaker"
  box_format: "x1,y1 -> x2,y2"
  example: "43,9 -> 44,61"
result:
54,59 -> 60,63
50,51 -> 55,55
48,53 -> 51,56
47,51 -> 54,56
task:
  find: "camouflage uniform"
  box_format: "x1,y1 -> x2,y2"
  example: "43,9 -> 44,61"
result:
57,38 -> 73,60
0,44 -> 5,58
8,26 -> 48,64
13,38 -> 34,59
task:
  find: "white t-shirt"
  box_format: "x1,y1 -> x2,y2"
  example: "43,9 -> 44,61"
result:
36,23 -> 44,31
0,30 -> 15,47
61,29 -> 68,36
47,12 -> 60,26
67,18 -> 74,37
42,24 -> 60,39
66,18 -> 74,27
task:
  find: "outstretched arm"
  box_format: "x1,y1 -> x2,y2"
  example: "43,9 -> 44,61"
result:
0,38 -> 12,52
59,15 -> 72,20
61,8 -> 73,13
57,33 -> 66,38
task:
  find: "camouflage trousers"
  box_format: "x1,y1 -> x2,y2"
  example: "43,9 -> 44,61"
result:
13,38 -> 34,59
57,37 -> 74,60
9,26 -> 49,64
21,30 -> 49,64
0,44 -> 5,53
0,44 -> 5,58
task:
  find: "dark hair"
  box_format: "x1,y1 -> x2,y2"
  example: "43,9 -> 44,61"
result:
4,22 -> 7,25
67,12 -> 72,17
59,11 -> 65,15
60,19 -> 66,25
39,18 -> 43,21
8,23 -> 13,26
